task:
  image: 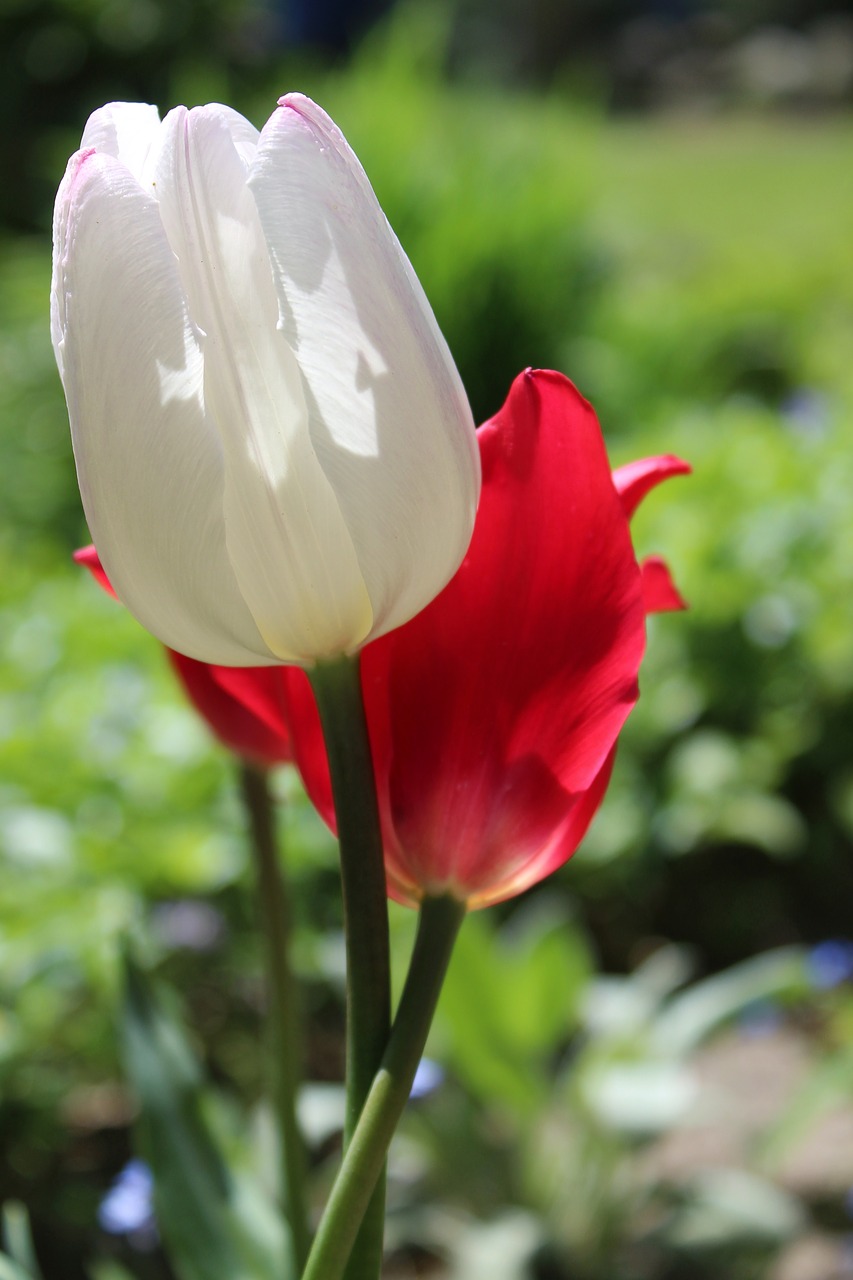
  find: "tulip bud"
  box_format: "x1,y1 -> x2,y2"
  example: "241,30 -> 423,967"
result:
52,96 -> 480,666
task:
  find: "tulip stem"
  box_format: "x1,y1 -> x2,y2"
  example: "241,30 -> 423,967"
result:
308,655 -> 392,1280
300,894 -> 465,1280
240,762 -> 311,1275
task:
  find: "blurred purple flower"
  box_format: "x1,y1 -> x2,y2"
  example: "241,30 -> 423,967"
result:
98,1159 -> 158,1249
781,387 -> 830,439
150,900 -> 226,952
409,1058 -> 444,1101
808,940 -> 853,990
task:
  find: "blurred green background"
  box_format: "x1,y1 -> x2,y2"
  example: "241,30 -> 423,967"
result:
2,1 -> 853,1277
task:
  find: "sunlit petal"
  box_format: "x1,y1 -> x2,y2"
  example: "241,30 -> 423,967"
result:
250,94 -> 480,639
52,148 -> 274,664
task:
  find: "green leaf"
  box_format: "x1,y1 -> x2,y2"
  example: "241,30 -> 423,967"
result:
582,1059 -> 697,1134
445,1211 -> 543,1280
0,1254 -> 35,1280
501,898 -> 593,1053
666,1168 -> 804,1249
121,955 -> 290,1280
651,947 -> 809,1057
1,1204 -> 41,1280
88,1264 -> 137,1280
436,904 -> 593,1114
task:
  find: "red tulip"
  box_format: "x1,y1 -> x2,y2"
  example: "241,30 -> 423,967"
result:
281,369 -> 688,909
75,546 -> 292,768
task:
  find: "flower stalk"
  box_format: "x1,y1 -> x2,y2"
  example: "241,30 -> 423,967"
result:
240,762 -> 310,1274
301,894 -> 466,1280
308,655 -> 392,1280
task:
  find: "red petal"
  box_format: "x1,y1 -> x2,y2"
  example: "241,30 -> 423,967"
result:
75,544 -> 291,766
74,544 -> 117,598
361,369 -> 646,907
641,555 -> 687,614
279,667 -> 336,830
466,747 -> 617,909
612,455 -> 691,520
168,656 -> 292,766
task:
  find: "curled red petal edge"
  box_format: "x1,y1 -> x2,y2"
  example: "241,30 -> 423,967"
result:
641,555 -> 688,614
611,453 -> 691,615
612,454 -> 692,520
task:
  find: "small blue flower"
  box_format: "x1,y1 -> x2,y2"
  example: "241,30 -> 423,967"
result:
98,1159 -> 158,1248
808,940 -> 853,991
409,1058 -> 444,1101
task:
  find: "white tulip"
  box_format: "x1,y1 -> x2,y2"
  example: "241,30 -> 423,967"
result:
52,95 -> 480,665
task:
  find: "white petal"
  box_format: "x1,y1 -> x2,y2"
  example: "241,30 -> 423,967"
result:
81,102 -> 161,182
148,105 -> 373,662
51,147 -> 277,665
249,94 -> 481,640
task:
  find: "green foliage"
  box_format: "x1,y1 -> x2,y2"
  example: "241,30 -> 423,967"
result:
0,240 -> 76,546
0,1202 -> 42,1280
121,957 -> 289,1280
0,1256 -> 35,1280
0,0 -> 254,231
2,1203 -> 42,1279
434,899 -> 592,1114
403,920 -> 813,1279
275,36 -> 602,427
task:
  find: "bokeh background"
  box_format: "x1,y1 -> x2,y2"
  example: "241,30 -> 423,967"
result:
2,1 -> 853,1277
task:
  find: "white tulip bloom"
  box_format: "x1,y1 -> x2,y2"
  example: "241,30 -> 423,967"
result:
51,95 -> 480,665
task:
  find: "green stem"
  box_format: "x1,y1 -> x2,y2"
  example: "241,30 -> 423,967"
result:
308,655 -> 392,1280
301,894 -> 465,1280
240,762 -> 310,1275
